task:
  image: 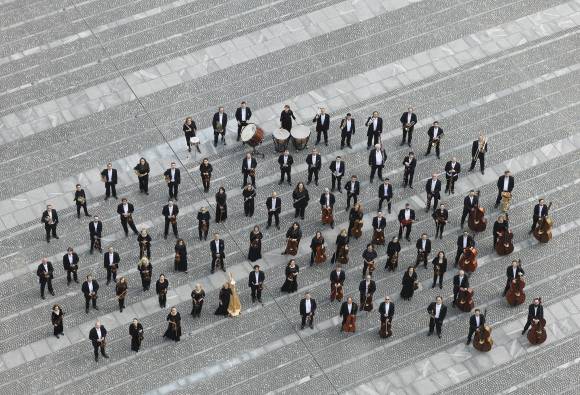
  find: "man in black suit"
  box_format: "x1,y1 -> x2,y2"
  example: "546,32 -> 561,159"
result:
74,183 -> 90,218
427,296 -> 447,338
89,320 -> 109,362
453,270 -> 469,306
344,175 -> 360,210
402,152 -> 417,189
444,157 -> 461,194
278,149 -> 293,185
469,134 -> 488,174
210,233 -> 225,273
369,143 -> 387,183
63,247 -> 79,285
235,101 -> 252,141
212,106 -> 228,146
504,259 -> 525,296
329,155 -> 345,192
425,121 -> 444,158
41,204 -> 59,243
103,246 -> 120,285
379,295 -> 395,328
425,173 -> 441,213
164,162 -> 181,201
82,275 -> 99,313
248,264 -> 265,303
340,113 -> 355,148
313,107 -> 330,146
522,298 -> 544,334
89,215 -> 103,254
466,309 -> 486,345
330,266 -> 346,302
101,162 -> 117,200
117,198 -> 139,236
378,178 -> 393,213
266,191 -> 281,229
320,188 -> 336,228
372,211 -> 386,245
299,292 -> 317,329
306,148 -> 321,185
432,203 -> 449,239
455,231 -> 475,266
241,152 -> 257,187
530,198 -> 549,233
37,257 -> 55,299
495,170 -> 514,208
340,297 -> 358,329
359,274 -> 376,308
414,233 -> 431,269
400,107 -> 417,146
162,200 -> 179,239
460,190 -> 479,228
398,203 -> 415,241
365,111 -> 383,149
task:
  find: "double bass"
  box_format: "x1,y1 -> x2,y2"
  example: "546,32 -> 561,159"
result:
533,202 -> 553,243
495,229 -> 514,255
473,309 -> 493,352
379,318 -> 393,338
468,193 -> 487,232
527,317 -> 547,345
321,207 -> 333,225
458,247 -> 478,273
456,287 -> 474,312
314,245 -> 327,264
343,314 -> 356,333
505,276 -> 526,306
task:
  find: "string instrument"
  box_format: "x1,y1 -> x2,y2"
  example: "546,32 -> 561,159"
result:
93,237 -> 101,251
527,317 -> 547,345
456,287 -> 474,312
352,212 -> 364,238
126,213 -> 134,224
314,244 -> 327,264
379,318 -> 392,338
200,220 -> 209,232
284,238 -> 299,255
248,168 -> 256,177
387,253 -> 398,271
342,314 -> 356,333
174,253 -> 181,269
533,202 -> 553,243
164,175 -> 171,184
321,207 -> 333,225
363,294 -> 373,312
250,236 -> 261,249
367,260 -> 376,275
52,313 -> 63,327
330,283 -> 343,301
116,288 -> 128,300
137,328 -> 144,342
372,229 -> 385,245
468,203 -> 487,232
141,269 -> 151,282
169,215 -> 177,225
337,244 -> 349,264
70,264 -> 78,273
505,276 -> 526,306
76,196 -> 86,205
473,309 -> 493,352
495,229 -> 514,255
89,292 -> 98,300
201,172 -> 211,182
500,191 -> 512,213
110,264 -> 118,273
214,255 -> 224,271
458,247 -> 478,273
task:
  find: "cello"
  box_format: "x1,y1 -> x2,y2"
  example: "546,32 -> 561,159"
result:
343,314 -> 356,333
283,238 -> 299,256
495,229 -> 514,255
379,319 -> 393,338
473,309 -> 493,352
314,245 -> 327,264
458,247 -> 478,273
468,192 -> 487,232
363,294 -> 373,312
527,318 -> 547,345
505,276 -> 526,306
372,229 -> 385,245
321,207 -> 333,225
456,287 -> 474,312
352,218 -> 364,239
330,282 -> 344,302
533,202 -> 553,243
386,252 -> 398,272
337,244 -> 349,265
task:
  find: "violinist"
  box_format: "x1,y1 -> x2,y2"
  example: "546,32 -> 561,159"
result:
377,178 -> 393,213
347,203 -> 363,238
529,198 -> 549,233
431,251 -> 447,289
248,265 -> 265,304
320,188 -> 336,229
156,274 -> 169,309
522,298 -> 544,335
330,266 -> 346,302
460,190 -> 479,228
371,211 -> 386,246
493,215 -> 509,247
199,158 -> 213,193
63,247 -> 80,285
310,231 -> 326,266
117,198 -> 138,236
74,183 -> 90,217
432,203 -> 448,239
385,237 -> 401,271
137,228 -> 151,260
134,158 -> 150,195
452,270 -> 469,307
197,207 -> 211,241
503,259 -> 525,296
466,309 -> 486,345
455,231 -> 475,267
330,229 -> 349,265
306,148 -> 321,185
283,222 -> 302,255
278,149 -> 293,185
241,152 -> 257,188
425,173 -> 441,213
402,152 -> 417,189
398,203 -> 415,242
414,233 -> 431,269
359,274 -> 376,309
340,297 -> 358,332
362,243 -> 378,277
210,233 -> 225,273
162,200 -> 179,239
495,170 -> 514,208
281,260 -> 299,293
300,292 -> 316,329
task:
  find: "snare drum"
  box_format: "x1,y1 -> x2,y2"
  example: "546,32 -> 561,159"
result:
291,125 -> 310,150
241,124 -> 264,147
272,128 -> 290,152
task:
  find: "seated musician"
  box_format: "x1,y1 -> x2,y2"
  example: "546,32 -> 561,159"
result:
359,275 -> 376,309
371,211 -> 386,245
309,231 -> 325,266
320,188 -> 336,229
493,215 -> 509,246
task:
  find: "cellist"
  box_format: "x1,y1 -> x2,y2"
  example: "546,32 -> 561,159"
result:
503,259 -> 525,296
359,274 -> 376,311
329,266 -> 345,302
319,188 -> 336,229
529,198 -> 549,233
522,298 -> 544,335
378,295 -> 395,338
466,308 -> 486,345
493,215 -> 509,247
340,297 -> 358,332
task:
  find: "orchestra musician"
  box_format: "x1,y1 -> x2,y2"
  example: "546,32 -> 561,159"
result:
197,207 -> 211,240
340,113 -> 355,149
330,229 -> 349,264
368,143 -> 387,183
329,156 -> 345,192
330,266 -> 346,302
400,266 -> 418,301
344,175 -> 360,210
241,152 -> 257,188
174,239 -> 188,272
427,296 -> 447,338
266,191 -> 281,230
283,222 -> 302,255
460,190 -> 479,228
306,148 -> 322,185
89,215 -> 103,254
455,231 -> 475,267
215,187 -> 228,223
37,257 -> 55,299
453,270 -> 469,307
414,233 -> 432,269
466,308 -> 486,345
210,233 -> 225,273
359,274 -> 376,309
378,178 -> 393,213
372,211 -> 386,246
280,104 -> 296,132
248,225 -> 262,262
432,203 -> 448,239
309,231 -> 325,266
493,215 -> 509,246
248,265 -> 265,303
116,277 -> 128,313
365,111 -> 383,149
235,101 -> 252,142
101,162 -> 117,200
469,134 -> 487,175
82,275 -> 99,313
425,173 -> 442,213
425,121 -> 444,159
503,259 -> 525,296
444,157 -> 461,194
522,297 -> 544,335
162,200 -> 179,239
164,162 -> 181,201
400,106 -> 417,146
398,203 -> 416,242
134,157 -> 150,195
182,116 -> 199,153
41,204 -> 59,243
89,320 -> 109,362
495,170 -> 514,208
163,307 -> 181,342
117,198 -> 139,236
278,149 -> 293,185
431,251 -> 447,289
379,296 -> 395,337
340,297 -> 358,332
347,202 -> 363,237
281,259 -> 299,293
212,106 -> 228,147
363,243 -> 378,277
156,274 -> 169,308
293,182 -> 310,220
191,283 -> 205,317
129,318 -> 144,352
63,247 -> 79,285
242,184 -> 256,217
199,158 -> 213,192
530,198 -> 549,233
138,257 -> 152,291
74,184 -> 90,217
402,152 -> 417,189
313,107 -> 330,146
385,237 -> 401,271
215,282 -> 231,316
300,292 -> 316,329
320,188 -> 336,228
137,228 -> 152,260
51,304 -> 64,338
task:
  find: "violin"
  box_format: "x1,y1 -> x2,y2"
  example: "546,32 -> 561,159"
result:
352,219 -> 363,239
533,202 -> 553,243
314,244 -> 327,264
495,230 -> 514,255
342,314 -> 356,333
363,294 -> 373,312
468,205 -> 487,232
284,238 -> 299,256
456,287 -> 474,312
321,207 -> 333,225
379,319 -> 393,338
372,229 -> 385,245
505,276 -> 526,306
527,318 -> 547,345
337,244 -> 349,264
458,247 -> 478,273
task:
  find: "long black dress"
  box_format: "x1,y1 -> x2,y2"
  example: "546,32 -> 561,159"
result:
242,188 -> 256,217
51,311 -> 64,336
138,263 -> 152,291
129,322 -> 143,351
248,231 -> 262,262
280,110 -> 296,132
175,244 -> 188,272
191,289 -> 205,317
280,264 -> 299,293
164,312 -> 181,341
400,271 -> 418,300
216,192 -> 227,223
214,286 -> 231,316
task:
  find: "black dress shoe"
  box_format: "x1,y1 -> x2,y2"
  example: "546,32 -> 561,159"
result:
438,334 -> 441,338
102,353 -> 109,359
466,340 -> 471,345
427,332 -> 433,336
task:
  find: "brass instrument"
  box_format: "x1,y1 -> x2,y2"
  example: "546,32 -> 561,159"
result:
164,175 -> 171,184
473,136 -> 487,160
214,122 -> 224,133
500,192 -> 512,213
432,135 -> 442,148
403,121 -> 415,132
76,196 -> 86,205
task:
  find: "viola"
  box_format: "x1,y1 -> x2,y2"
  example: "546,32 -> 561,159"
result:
372,229 -> 385,245
527,318 -> 547,345
379,319 -> 393,338
314,245 -> 327,264
352,219 -> 363,239
468,205 -> 487,232
284,238 -> 299,256
342,314 -> 356,333
505,276 -> 526,306
473,325 -> 493,352
458,247 -> 478,273
321,207 -> 333,225
337,245 -> 349,264
456,287 -> 474,312
363,294 -> 373,312
533,203 -> 553,243
495,230 -> 514,255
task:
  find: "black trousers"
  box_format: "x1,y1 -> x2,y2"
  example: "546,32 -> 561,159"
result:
268,211 -> 279,226
198,223 -> 208,240
244,200 -> 254,217
138,175 -> 149,193
139,245 -> 151,260
237,122 -> 246,141
202,177 -> 210,192
398,223 -> 412,239
295,206 -> 306,219
432,272 -> 444,287
414,252 -> 428,268
331,175 -> 342,191
131,336 -> 141,351
341,132 -> 352,147
316,129 -> 328,144
467,328 -> 477,342
301,313 -> 314,327
503,279 -> 512,295
164,218 -> 178,237
93,343 -> 107,359
460,208 -> 470,226
250,285 -> 262,301
211,255 -> 224,272
76,203 -> 89,216
378,198 -> 391,212
531,216 -> 540,231
429,317 -> 443,335
522,319 -> 536,333
367,132 -> 380,147
40,279 -> 53,297
66,269 -> 78,284
243,172 -> 255,187
280,167 -> 291,183
454,247 -> 464,266
307,168 -> 319,183
104,182 -> 116,198
425,139 -> 441,157
168,182 -> 179,199
369,165 -> 383,182
346,193 -> 357,208
118,297 -> 125,310
121,218 -> 138,235
470,154 -> 485,172
191,301 -> 203,316
435,222 -> 446,237
106,268 -> 117,283
426,194 -> 439,212
158,293 -> 167,308
402,126 -> 414,144
403,170 -> 415,188
85,295 -> 97,310
213,131 -> 225,146
45,224 -> 57,239
445,176 -> 457,193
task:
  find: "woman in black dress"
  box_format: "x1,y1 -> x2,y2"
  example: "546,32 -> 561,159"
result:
183,116 -> 199,153
280,260 -> 299,293
191,283 -> 205,317
174,239 -> 188,272
163,307 -> 181,342
385,236 -> 401,271
200,158 -> 213,192
292,182 -> 309,219
138,229 -> 151,260
431,251 -> 447,289
248,225 -> 262,262
51,304 -> 64,338
215,187 -> 227,223
280,104 -> 297,132
215,283 -> 231,316
129,318 -> 144,352
197,207 -> 211,241
242,184 -> 256,217
138,257 -> 152,291
331,229 -> 349,264
156,274 -> 169,308
309,231 -> 324,266
282,222 -> 302,255
400,266 -> 418,300
133,157 -> 150,195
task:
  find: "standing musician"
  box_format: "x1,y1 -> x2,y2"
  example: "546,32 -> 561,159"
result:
431,251 -> 447,289
330,266 -> 346,302
292,182 -> 310,219
425,173 -> 442,213
89,321 -> 109,362
530,198 -> 549,233
385,237 -> 401,271
503,259 -> 525,296
129,318 -> 144,352
379,296 -> 395,337
359,274 -> 376,309
309,231 -> 325,266
103,247 -> 121,285
414,233 -> 432,269
425,121 -> 444,159
522,297 -> 544,335
248,265 -> 265,303
199,158 -> 213,193
164,162 -> 181,201
283,222 -> 302,255
278,149 -> 293,185
461,190 -> 479,228
216,188 -> 228,223
371,211 -> 386,246
444,157 -> 461,194
235,101 -> 252,142
347,202 -> 363,238
368,143 -> 387,183
183,116 -> 198,153
74,184 -> 90,218
427,296 -> 447,338
313,107 -> 330,146
400,106 -> 417,146
242,184 -> 256,217
138,257 -> 152,291
340,297 -> 358,332
82,275 -> 99,313
101,162 -> 118,200
329,155 -> 345,192
344,175 -> 360,210
212,106 -> 228,147
466,309 -> 486,345
62,247 -> 79,285
320,188 -> 336,229
469,134 -> 488,175
210,233 -> 225,273
138,228 -> 152,260
365,111 -> 383,149
116,277 -> 128,313
37,257 -> 55,299
495,170 -> 514,208
241,152 -> 257,188
280,104 -> 297,132
362,243 -> 378,277
51,305 -> 65,338
432,203 -> 449,239
455,231 -> 475,267
300,292 -> 317,330
266,191 -> 281,230
156,274 -> 169,308
398,203 -> 416,242
89,215 -> 102,254
163,307 -> 181,342
402,152 -> 417,189
191,284 -> 205,317
306,148 -> 322,186
197,207 -> 211,241
378,178 -> 393,213
452,270 -> 470,307
162,200 -> 179,239
134,157 -> 150,195
117,198 -> 139,236
340,113 -> 355,148
493,215 -> 509,246
41,204 -> 59,243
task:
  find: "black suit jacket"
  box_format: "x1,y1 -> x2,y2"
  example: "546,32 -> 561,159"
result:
344,180 -> 360,195
469,314 -> 486,330
359,280 -> 376,294
330,270 -> 345,284
416,239 -> 432,253
242,158 -> 257,173
210,239 -> 225,255
319,193 -> 335,208
463,195 -> 479,210
248,271 -> 265,287
427,302 -> 447,321
369,148 -> 387,167
533,204 -> 549,217
300,298 -> 317,315
163,168 -> 181,184
453,275 -> 470,290
444,161 -> 461,176
89,221 -> 102,237
306,154 -> 321,170
62,253 -> 79,270
403,156 -> 417,171
117,203 -> 135,216
266,197 -> 282,213
340,302 -> 358,316
427,126 -> 444,139
100,168 -> 117,184
378,183 -> 393,199
365,117 -> 383,135
162,204 -> 179,218
235,107 -> 252,122
425,179 -> 442,196
37,262 -> 54,280
313,114 -> 330,131
82,280 -> 100,295
506,266 -> 525,280
340,118 -> 355,134
41,209 -> 58,225
398,209 -> 416,222
528,304 -> 544,320
497,175 -> 515,192
471,140 -> 488,156
74,190 -> 87,204
278,154 -> 294,168
400,112 -> 417,125
457,235 -> 475,249
212,112 -> 228,130
103,252 -> 120,268
432,209 -> 448,222
379,302 -> 395,319
372,216 -> 386,230
89,326 -> 107,346
329,161 -> 345,176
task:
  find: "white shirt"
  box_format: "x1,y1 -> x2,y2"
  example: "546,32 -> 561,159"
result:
168,205 -> 173,216
433,127 -> 439,138
246,158 -> 252,169
271,197 -> 276,210
431,180 -> 437,191
214,240 -> 220,251
335,162 -> 341,173
109,253 -> 114,265
325,194 -> 330,206
254,272 -> 259,284
534,306 -> 538,315
123,203 -> 128,214
319,114 -> 325,124
383,184 -> 389,194
218,113 -> 223,124
88,281 -> 93,293
513,267 -> 517,278
43,263 -> 48,272
405,209 -> 411,220
68,254 -> 73,264
305,299 -> 311,314
503,177 -> 509,191
107,169 -> 112,181
407,113 -> 412,123
421,240 -> 426,250
373,118 -> 378,131
95,327 -> 102,340
283,155 -> 288,164
347,304 -> 352,314
365,281 -> 370,293
538,205 -> 544,215
241,108 -> 246,121
475,316 -> 480,326
459,276 -> 464,285
170,168 -> 175,182
47,211 -> 52,219
463,236 -> 468,248
384,302 -> 390,314
375,150 -> 383,165
435,304 -> 441,318
346,119 -> 352,131
311,155 -> 317,166
469,196 -> 474,205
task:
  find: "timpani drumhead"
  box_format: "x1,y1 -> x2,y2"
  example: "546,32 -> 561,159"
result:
191,137 -> 200,144
273,128 -> 290,140
291,125 -> 310,139
241,124 -> 257,142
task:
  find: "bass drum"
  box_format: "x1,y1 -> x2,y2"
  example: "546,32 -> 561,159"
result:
272,128 -> 290,152
291,125 -> 311,150
241,124 -> 264,147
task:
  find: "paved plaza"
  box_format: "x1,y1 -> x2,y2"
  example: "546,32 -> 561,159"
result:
0,0 -> 579,393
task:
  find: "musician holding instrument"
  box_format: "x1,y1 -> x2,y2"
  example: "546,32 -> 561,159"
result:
117,198 -> 139,237
359,275 -> 376,311
466,309 -> 486,345
248,265 -> 265,304
199,158 -> 213,193
414,233 -> 432,269
313,107 -> 330,146
281,259 -> 299,293
369,143 -> 387,183
495,170 -> 514,208
162,199 -> 179,239
503,259 -> 525,296
340,113 -> 355,149
329,156 -> 345,193
530,198 -> 549,233
379,296 -> 395,338
280,104 -> 296,132
138,257 -> 152,291
427,296 -> 447,338
191,283 -> 205,317
493,215 -> 509,247
469,134 -> 487,174
74,183 -> 90,217
400,266 -> 418,301
137,228 -> 152,260
41,204 -> 59,243
88,216 -> 103,255
362,243 -> 378,277
344,175 -> 360,210
215,282 -> 231,316
212,106 -> 228,147
248,225 -> 263,262
300,292 -> 316,329
293,182 -> 310,220
89,320 -> 109,362
164,162 -> 181,201
378,178 -> 393,213
306,148 -> 321,185
432,203 -> 448,239
51,304 -> 64,338
183,116 -> 198,153
425,121 -> 444,159
340,297 -> 358,332
460,190 -> 479,228
242,184 -> 256,217
116,277 -> 128,313
452,270 -> 469,307
330,266 -> 346,302
309,231 -> 325,266
82,275 -> 99,314
215,187 -> 228,223
197,207 -> 211,240
235,101 -> 252,142
347,202 -> 363,238
241,152 -> 257,188
129,318 -> 144,352
277,149 -> 293,185
37,257 -> 55,300
133,157 -> 150,195
398,203 -> 416,242
365,111 -> 383,149
163,307 -> 181,342
455,231 -> 475,267
371,211 -> 386,246
320,188 -> 336,229
210,233 -> 225,274
266,191 -> 281,230
425,173 -> 442,213
444,157 -> 461,194
402,152 -> 417,189
431,251 -> 447,289
156,274 -> 169,309
174,239 -> 188,272
331,229 -> 349,265
63,247 -> 79,285
400,107 -> 417,146
101,162 -> 118,200
385,237 -> 401,271
283,222 -> 302,255
522,298 -> 544,335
